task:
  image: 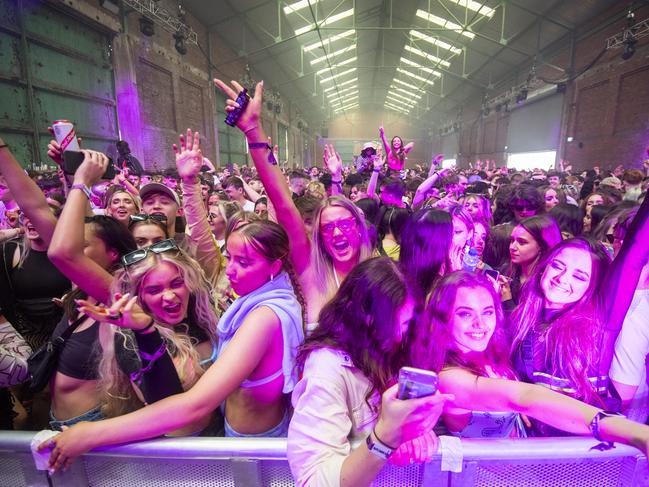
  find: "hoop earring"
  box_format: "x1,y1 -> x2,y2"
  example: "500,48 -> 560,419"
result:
270,274 -> 274,282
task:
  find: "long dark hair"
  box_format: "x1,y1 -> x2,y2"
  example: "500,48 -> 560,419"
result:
297,257 -> 413,409
505,214 -> 562,279
377,206 -> 409,256
399,209 -> 452,302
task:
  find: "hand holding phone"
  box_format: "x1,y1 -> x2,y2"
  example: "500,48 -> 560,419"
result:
397,367 -> 438,400
63,150 -> 115,183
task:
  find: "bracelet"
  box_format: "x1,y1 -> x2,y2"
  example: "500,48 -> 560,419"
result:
243,126 -> 259,135
373,168 -> 380,173
372,426 -> 398,450
248,142 -> 277,165
134,317 -> 156,334
331,179 -> 342,184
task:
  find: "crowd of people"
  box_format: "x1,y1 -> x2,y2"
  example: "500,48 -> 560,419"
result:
0,78 -> 649,486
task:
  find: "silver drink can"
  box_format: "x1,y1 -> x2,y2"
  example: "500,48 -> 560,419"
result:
52,120 -> 80,152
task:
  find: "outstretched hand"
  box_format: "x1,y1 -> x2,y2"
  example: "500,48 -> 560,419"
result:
173,129 -> 203,183
214,79 -> 263,135
323,144 -> 342,179
76,293 -> 154,332
38,422 -> 96,473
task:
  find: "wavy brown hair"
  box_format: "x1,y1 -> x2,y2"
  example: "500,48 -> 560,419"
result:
297,257 -> 414,410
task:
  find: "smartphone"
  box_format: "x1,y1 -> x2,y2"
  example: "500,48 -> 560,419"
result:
482,268 -> 500,282
397,367 -> 438,400
63,151 -> 115,180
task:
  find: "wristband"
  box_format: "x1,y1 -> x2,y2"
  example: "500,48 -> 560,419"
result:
373,168 -> 380,173
331,179 -> 342,184
366,427 -> 396,460
70,183 -> 92,200
248,142 -> 277,165
589,410 -> 622,449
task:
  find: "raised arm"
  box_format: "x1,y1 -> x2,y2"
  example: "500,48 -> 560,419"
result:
47,150 -> 114,304
323,144 -> 343,196
366,148 -> 383,201
403,141 -> 414,155
0,138 -> 57,244
413,168 -> 448,208
174,129 -> 223,283
378,126 -> 390,156
214,79 -> 311,274
440,368 -> 649,453
598,194 -> 649,374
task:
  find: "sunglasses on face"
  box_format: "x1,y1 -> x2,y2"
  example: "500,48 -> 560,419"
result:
513,204 -> 535,212
121,238 -> 178,267
128,213 -> 167,228
320,217 -> 357,236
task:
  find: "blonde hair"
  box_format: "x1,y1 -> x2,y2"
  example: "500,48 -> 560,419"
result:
311,196 -> 373,299
97,250 -> 219,417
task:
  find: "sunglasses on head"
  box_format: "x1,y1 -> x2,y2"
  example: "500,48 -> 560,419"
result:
121,238 -> 178,267
128,213 -> 167,228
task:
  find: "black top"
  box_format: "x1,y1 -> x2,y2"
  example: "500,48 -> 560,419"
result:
0,242 -> 71,349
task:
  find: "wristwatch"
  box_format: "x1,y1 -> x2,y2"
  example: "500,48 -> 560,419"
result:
365,429 -> 395,460
70,183 -> 92,200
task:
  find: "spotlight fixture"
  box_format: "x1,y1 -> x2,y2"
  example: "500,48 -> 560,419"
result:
516,88 -> 528,104
622,36 -> 637,60
139,16 -> 155,36
174,31 -> 187,55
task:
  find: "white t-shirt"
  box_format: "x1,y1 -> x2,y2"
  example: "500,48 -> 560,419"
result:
242,199 -> 255,212
609,289 -> 649,423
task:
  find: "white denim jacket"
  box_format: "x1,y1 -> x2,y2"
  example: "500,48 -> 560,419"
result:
288,347 -> 380,487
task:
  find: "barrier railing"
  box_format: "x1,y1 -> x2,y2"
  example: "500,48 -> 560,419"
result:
1,431 -> 648,486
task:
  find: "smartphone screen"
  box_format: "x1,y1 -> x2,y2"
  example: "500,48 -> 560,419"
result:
63,151 -> 115,179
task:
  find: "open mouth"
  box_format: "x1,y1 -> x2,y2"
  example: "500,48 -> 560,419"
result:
162,303 -> 182,314
115,209 -> 128,217
466,331 -> 488,339
332,240 -> 350,252
550,281 -> 569,293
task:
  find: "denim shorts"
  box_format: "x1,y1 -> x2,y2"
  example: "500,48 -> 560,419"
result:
49,405 -> 104,431
223,409 -> 290,438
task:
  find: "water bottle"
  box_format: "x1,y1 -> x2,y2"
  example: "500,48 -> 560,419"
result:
462,247 -> 480,272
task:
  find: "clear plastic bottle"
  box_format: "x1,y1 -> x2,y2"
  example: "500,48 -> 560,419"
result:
462,247 -> 480,272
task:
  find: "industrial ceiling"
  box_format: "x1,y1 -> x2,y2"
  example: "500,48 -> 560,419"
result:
184,0 -> 626,127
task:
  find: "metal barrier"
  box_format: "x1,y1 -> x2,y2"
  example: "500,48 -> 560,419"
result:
1,431 -> 648,486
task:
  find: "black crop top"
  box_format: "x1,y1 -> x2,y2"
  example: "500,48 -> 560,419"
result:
53,314 -> 139,381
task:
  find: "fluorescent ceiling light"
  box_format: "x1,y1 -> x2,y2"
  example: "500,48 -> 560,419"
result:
404,45 -> 451,68
447,0 -> 495,18
326,85 -> 357,98
304,29 -> 355,52
387,91 -> 418,104
332,97 -> 359,108
397,68 -> 435,86
400,57 -> 441,77
331,94 -> 359,106
316,56 -> 357,75
334,103 -> 359,112
393,78 -> 420,90
415,10 -> 475,39
386,95 -> 416,107
410,30 -> 462,55
324,77 -> 357,92
310,44 -> 356,65
330,93 -> 359,106
385,103 -> 410,114
390,86 -> 422,99
295,8 -> 354,36
320,67 -> 356,83
283,0 -> 320,15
